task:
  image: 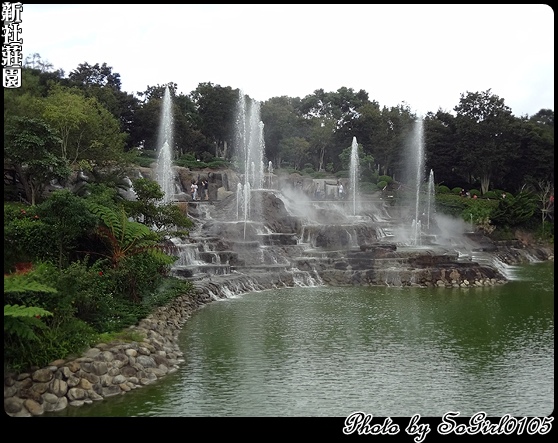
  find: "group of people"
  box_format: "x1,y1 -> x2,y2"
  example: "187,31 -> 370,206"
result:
190,178 -> 209,201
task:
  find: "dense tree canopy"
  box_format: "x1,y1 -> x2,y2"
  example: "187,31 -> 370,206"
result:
4,59 -> 554,197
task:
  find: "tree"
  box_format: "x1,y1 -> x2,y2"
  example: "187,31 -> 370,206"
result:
424,110 -> 459,187
123,178 -> 193,232
67,62 -> 141,151
534,180 -> 554,233
4,116 -> 71,205
454,89 -> 517,194
23,53 -> 55,73
42,85 -> 127,168
307,117 -> 336,172
190,82 -> 238,159
279,137 -> 311,170
36,190 -> 98,268
261,96 -> 301,168
68,62 -> 122,90
377,104 -> 415,180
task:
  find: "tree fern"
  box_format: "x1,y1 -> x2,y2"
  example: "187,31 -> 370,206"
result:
4,273 -> 54,341
87,202 -> 162,266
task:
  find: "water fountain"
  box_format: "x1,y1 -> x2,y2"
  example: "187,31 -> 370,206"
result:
268,161 -> 274,189
349,136 -> 360,216
168,100 -> 519,291
410,117 -> 425,245
155,86 -> 176,204
234,90 -> 267,236
426,169 -> 435,231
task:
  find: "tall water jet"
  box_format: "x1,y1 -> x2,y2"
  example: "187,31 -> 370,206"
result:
155,86 -> 175,204
234,90 -> 266,236
426,169 -> 435,231
406,117 -> 425,245
349,136 -> 360,216
268,161 -> 274,189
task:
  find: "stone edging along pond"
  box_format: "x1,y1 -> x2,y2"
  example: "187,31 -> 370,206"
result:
4,287 -> 215,417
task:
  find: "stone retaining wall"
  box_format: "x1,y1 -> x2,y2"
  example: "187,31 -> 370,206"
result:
4,289 -> 214,417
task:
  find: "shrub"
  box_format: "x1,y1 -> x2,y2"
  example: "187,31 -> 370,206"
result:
377,181 -> 388,190
452,187 -> 463,195
335,170 -> 349,178
469,189 -> 480,197
301,167 -> 314,175
436,185 -> 451,194
378,175 -> 393,184
360,182 -> 379,194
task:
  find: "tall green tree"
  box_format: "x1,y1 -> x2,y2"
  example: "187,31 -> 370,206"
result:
190,82 -> 238,159
424,110 -> 459,187
4,116 -> 71,205
36,190 -> 98,268
454,89 -> 517,194
261,96 -> 302,168
41,85 -> 127,168
67,62 -> 141,151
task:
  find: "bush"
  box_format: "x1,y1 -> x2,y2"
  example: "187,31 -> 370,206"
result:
4,316 -> 97,372
301,167 -> 314,175
335,170 -> 349,178
377,181 -> 388,190
436,185 -> 451,194
311,171 -> 328,179
451,187 -> 463,195
360,182 -> 379,194
361,169 -> 379,183
4,203 -> 55,273
483,190 -> 498,199
469,189 -> 480,197
378,175 -> 393,184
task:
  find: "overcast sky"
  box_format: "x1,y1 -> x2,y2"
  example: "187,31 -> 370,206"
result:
21,4 -> 553,117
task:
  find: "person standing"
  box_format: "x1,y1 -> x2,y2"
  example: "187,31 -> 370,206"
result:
190,180 -> 198,201
203,179 -> 209,200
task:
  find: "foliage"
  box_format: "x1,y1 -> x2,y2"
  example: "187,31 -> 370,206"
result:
4,116 -> 71,205
142,277 -> 195,310
436,185 -> 451,194
460,199 -> 497,227
36,190 -> 98,268
4,267 -> 62,371
4,270 -> 55,342
5,315 -> 97,372
86,203 -> 177,302
42,85 -> 128,166
360,182 -> 379,194
174,154 -> 230,169
490,191 -> 538,227
124,177 -> 193,232
378,175 -> 393,185
87,203 -> 163,266
4,203 -> 54,272
96,330 -> 146,344
451,187 -> 463,195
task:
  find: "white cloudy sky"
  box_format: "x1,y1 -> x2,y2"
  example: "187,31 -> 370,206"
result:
21,4 -> 553,117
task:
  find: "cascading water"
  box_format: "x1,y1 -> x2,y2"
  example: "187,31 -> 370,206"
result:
349,136 -> 360,216
155,86 -> 176,204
